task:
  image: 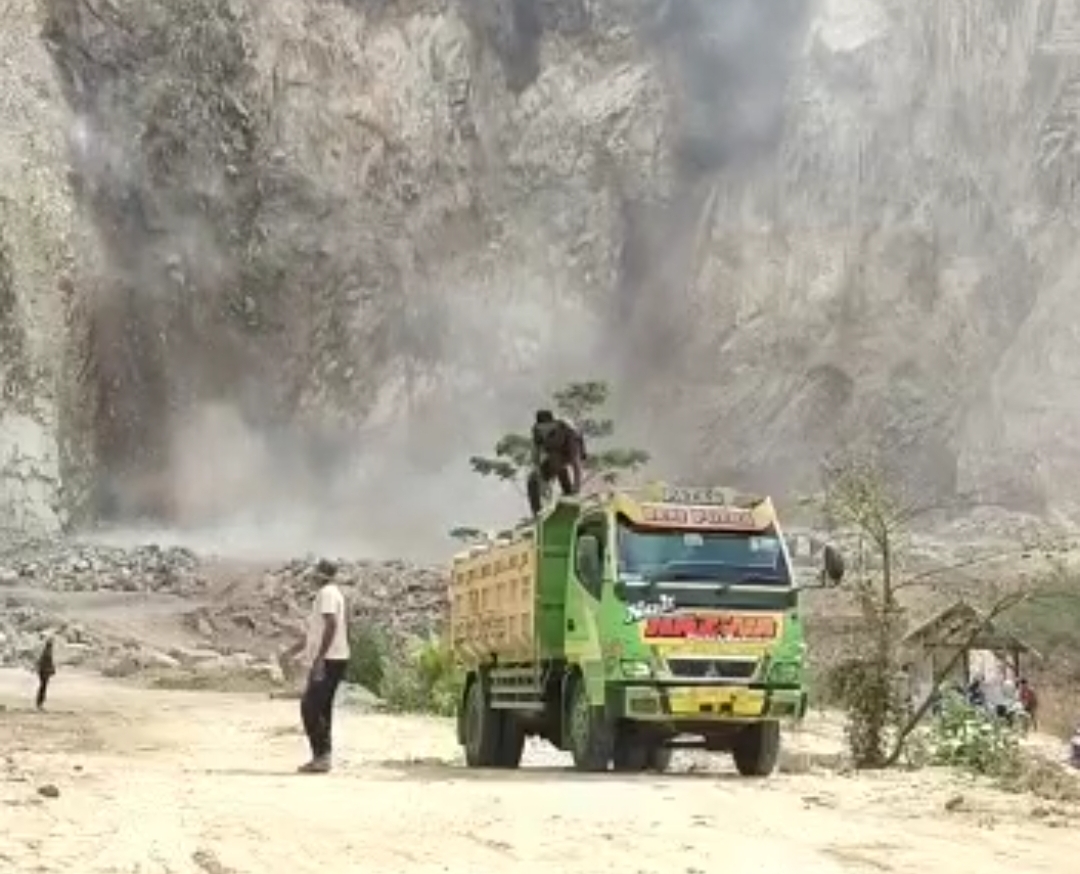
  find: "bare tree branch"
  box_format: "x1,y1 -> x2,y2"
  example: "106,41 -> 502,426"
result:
890,549 -> 1040,592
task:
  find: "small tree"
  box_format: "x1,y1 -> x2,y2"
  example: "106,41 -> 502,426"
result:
452,380 -> 650,540
469,380 -> 649,489
809,453 -> 922,765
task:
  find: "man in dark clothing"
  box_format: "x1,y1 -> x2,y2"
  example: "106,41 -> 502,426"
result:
36,638 -> 55,711
527,409 -> 585,516
967,676 -> 985,710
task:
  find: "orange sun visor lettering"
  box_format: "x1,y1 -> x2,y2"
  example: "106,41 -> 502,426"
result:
639,503 -> 757,530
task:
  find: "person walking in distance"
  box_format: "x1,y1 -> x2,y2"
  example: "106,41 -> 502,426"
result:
297,559 -> 351,774
35,637 -> 56,711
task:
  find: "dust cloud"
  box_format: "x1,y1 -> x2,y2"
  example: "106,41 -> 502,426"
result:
610,0 -> 811,464
74,0 -> 811,562
87,288 -> 607,563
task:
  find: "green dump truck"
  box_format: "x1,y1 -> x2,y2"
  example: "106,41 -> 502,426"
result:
449,483 -> 844,775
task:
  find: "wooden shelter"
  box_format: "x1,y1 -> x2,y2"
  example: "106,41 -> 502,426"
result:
901,601 -> 1039,687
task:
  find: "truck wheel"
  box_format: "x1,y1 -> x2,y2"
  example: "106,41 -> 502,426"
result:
494,714 -> 525,769
648,746 -> 673,773
613,741 -> 672,773
732,720 -> 781,777
567,677 -> 613,772
462,679 -> 501,767
613,728 -> 670,773
612,733 -> 649,772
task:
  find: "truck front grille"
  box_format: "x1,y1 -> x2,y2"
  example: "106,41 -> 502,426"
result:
666,658 -> 757,681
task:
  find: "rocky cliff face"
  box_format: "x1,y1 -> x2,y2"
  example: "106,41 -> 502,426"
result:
0,0 -> 89,539
2,0 -> 1080,551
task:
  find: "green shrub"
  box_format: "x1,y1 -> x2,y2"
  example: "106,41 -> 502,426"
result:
344,623 -> 460,716
920,691 -> 1021,778
823,656 -> 905,767
381,635 -> 459,717
346,621 -> 388,694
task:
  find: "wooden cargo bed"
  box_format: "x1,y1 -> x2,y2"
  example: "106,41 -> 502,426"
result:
450,531 -> 539,661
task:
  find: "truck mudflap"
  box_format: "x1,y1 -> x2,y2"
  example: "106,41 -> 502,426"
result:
608,685 -> 807,722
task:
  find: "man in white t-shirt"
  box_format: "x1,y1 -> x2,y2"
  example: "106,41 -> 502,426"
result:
297,559 -> 350,774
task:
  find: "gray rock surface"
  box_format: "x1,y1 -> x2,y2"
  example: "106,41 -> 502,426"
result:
0,0 -> 1076,550
0,0 -> 82,538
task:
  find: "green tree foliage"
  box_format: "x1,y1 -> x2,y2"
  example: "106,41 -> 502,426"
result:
447,526 -> 487,544
468,379 -> 650,490
381,635 -> 460,716
345,624 -> 460,716
452,380 -> 650,543
920,690 -> 1021,777
346,621 -> 388,693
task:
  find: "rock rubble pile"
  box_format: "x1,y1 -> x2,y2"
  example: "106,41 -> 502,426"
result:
188,557 -> 447,650
0,541 -> 449,688
0,542 -> 204,594
0,602 -> 64,667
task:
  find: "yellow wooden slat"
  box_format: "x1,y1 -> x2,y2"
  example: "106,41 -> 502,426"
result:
450,538 -> 538,661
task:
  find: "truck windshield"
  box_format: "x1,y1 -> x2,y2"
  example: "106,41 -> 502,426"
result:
616,520 -> 790,588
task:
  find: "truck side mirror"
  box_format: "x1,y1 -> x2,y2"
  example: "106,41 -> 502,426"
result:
822,543 -> 845,585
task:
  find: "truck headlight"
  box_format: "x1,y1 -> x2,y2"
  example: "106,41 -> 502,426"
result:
620,660 -> 652,679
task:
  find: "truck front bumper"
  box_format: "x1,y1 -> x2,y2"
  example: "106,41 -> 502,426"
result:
608,684 -> 807,722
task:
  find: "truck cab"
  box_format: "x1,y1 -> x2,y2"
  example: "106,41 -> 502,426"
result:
450,484 -> 843,775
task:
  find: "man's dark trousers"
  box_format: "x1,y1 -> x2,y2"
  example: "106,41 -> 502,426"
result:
527,457 -> 576,514
300,659 -> 348,759
35,673 -> 51,709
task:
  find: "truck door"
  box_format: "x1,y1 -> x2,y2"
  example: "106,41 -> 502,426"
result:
566,513 -> 609,692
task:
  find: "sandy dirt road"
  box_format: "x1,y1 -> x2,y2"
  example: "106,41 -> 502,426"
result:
1,669 -> 1076,874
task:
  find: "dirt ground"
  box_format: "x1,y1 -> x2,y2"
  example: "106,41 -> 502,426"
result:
0,669 -> 1076,874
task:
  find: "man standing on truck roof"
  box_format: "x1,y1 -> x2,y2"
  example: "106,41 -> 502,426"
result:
527,409 -> 585,516
296,559 -> 351,774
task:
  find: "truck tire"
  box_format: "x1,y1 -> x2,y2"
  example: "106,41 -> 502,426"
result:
648,746 -> 673,773
732,720 -> 781,777
494,713 -> 525,769
612,733 -> 649,772
462,679 -> 502,767
567,677 -> 613,772
612,728 -> 671,773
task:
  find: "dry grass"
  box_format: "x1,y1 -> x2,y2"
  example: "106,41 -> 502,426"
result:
1001,755 -> 1080,804
147,671 -> 281,694
0,704 -> 106,754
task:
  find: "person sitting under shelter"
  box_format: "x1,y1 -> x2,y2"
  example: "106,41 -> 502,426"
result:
1018,678 -> 1038,729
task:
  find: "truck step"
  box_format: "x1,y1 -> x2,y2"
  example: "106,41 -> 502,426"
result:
489,700 -> 546,712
